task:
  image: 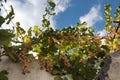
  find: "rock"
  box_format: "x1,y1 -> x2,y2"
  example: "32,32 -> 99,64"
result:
0,56 -> 72,80
95,51 -> 120,80
2,51 -> 120,80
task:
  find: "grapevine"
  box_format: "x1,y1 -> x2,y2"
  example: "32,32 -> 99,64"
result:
0,0 -> 120,80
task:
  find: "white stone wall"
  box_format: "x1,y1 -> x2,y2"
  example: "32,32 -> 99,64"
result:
0,56 -> 72,80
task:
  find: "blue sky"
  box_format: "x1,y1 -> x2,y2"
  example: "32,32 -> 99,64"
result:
55,0 -> 120,31
1,0 -> 120,35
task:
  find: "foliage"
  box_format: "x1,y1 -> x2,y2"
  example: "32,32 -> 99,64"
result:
0,29 -> 14,46
104,4 -> 120,52
0,70 -> 8,80
0,0 -> 15,46
0,0 -> 120,80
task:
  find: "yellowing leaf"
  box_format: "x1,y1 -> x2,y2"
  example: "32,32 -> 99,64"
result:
113,38 -> 118,49
75,52 -> 79,56
34,25 -> 39,33
23,36 -> 31,43
116,16 -> 120,21
82,54 -> 87,59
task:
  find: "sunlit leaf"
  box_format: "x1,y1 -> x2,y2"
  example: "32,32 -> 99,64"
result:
113,38 -> 118,49
115,16 -> 120,21
114,5 -> 120,18
23,36 -> 31,43
34,25 -> 39,33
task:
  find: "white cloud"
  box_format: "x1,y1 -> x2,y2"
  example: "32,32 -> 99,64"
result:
1,0 -> 70,30
53,0 -> 70,14
96,30 -> 107,45
97,30 -> 107,37
97,30 -> 107,45
79,5 -> 102,27
1,0 -> 47,30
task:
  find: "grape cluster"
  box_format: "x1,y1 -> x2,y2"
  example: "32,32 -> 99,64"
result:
59,55 -> 71,68
39,55 -> 53,72
18,49 -> 34,74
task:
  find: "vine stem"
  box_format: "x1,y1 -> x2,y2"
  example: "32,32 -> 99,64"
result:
113,21 -> 120,33
113,21 -> 120,39
11,40 -> 23,43
0,3 -> 16,30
